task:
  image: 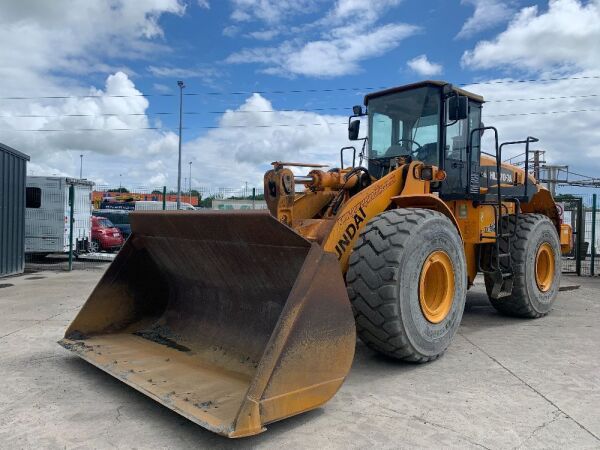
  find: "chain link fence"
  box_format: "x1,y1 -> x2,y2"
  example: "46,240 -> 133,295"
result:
556,191 -> 598,276
24,180 -> 600,277
25,183 -> 267,272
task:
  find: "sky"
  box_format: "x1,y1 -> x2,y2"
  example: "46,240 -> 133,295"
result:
0,0 -> 599,192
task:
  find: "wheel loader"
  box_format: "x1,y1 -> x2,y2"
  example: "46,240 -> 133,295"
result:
60,80 -> 573,438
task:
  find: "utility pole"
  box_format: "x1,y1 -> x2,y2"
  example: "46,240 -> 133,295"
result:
540,164 -> 568,197
189,161 -> 192,204
79,154 -> 83,179
530,150 -> 546,181
119,173 -> 122,192
176,80 -> 185,210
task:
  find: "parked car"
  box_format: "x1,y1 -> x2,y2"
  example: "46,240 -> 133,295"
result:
91,216 -> 124,252
92,209 -> 131,239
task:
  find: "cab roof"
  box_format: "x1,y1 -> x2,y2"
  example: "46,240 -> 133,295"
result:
364,80 -> 484,105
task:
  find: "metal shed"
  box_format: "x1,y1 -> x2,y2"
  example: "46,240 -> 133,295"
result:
0,142 -> 30,277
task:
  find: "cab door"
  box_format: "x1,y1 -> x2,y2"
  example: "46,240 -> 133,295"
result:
439,101 -> 482,198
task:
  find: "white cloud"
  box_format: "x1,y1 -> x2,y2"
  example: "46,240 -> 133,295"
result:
0,72 -> 178,180
407,55 -> 443,76
0,0 -> 186,93
463,72 -> 600,179
226,0 -> 418,78
229,0 -> 322,23
152,83 -> 173,93
2,71 -> 355,189
222,25 -> 241,37
247,29 -> 280,40
456,0 -> 514,39
0,1 -> 203,188
197,0 -> 210,8
183,93 -> 353,187
462,0 -> 600,71
147,65 -> 220,79
328,0 -> 403,24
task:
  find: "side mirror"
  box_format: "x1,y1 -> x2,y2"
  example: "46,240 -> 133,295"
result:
448,95 -> 468,121
348,119 -> 360,140
352,105 -> 363,116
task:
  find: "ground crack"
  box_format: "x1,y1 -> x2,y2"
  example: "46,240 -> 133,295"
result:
459,332 -> 600,443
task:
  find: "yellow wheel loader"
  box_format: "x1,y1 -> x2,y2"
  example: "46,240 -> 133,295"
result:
60,81 -> 573,437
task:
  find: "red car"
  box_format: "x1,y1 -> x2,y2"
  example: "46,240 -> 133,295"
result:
90,216 -> 124,252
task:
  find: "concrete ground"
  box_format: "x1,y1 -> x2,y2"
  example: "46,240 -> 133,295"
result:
1,269 -> 599,449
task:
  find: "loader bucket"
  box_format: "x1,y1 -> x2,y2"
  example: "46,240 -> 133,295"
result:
59,211 -> 355,438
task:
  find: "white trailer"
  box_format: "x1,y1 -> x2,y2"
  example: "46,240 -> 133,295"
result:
134,201 -> 196,211
25,177 -> 93,254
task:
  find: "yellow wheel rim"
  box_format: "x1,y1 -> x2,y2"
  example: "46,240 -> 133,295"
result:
419,250 -> 455,324
535,242 -> 555,292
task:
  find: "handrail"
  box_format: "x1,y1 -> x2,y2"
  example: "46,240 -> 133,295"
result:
498,136 -> 539,197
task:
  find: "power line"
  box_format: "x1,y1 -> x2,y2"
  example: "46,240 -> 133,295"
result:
9,127 -> 164,132
491,93 -> 600,103
2,93 -> 600,119
3,106 -> 600,132
487,108 -> 600,117
0,112 -> 173,118
0,74 -> 599,101
3,104 -> 600,132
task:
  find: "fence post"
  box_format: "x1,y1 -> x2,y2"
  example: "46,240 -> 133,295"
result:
162,186 -> 167,210
576,198 -> 583,276
68,183 -> 75,271
252,187 -> 256,210
592,194 -> 597,276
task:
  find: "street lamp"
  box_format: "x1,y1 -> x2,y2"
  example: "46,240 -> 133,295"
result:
79,154 -> 83,179
176,80 -> 185,210
189,161 -> 192,203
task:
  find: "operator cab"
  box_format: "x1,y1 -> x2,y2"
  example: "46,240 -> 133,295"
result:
350,81 -> 484,200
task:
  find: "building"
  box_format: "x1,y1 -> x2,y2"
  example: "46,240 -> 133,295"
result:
211,198 -> 268,210
0,142 -> 29,277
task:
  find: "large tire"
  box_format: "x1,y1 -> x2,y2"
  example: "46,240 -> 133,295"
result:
346,208 -> 467,362
484,214 -> 561,318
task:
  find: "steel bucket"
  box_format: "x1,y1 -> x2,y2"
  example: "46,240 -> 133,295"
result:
59,211 -> 355,437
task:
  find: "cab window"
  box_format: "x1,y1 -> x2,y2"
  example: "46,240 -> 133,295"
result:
368,86 -> 441,166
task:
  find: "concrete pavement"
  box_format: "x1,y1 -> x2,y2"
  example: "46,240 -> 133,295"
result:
1,269 -> 599,449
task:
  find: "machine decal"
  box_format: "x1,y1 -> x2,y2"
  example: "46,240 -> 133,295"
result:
335,206 -> 367,259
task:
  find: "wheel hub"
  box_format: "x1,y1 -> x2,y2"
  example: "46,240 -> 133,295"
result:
419,250 -> 454,324
535,242 -> 555,292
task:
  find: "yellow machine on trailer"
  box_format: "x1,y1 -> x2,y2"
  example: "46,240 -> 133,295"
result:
60,81 -> 572,437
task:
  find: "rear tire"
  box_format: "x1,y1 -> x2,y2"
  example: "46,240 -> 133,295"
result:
484,214 -> 561,318
346,208 -> 467,362
89,240 -> 100,253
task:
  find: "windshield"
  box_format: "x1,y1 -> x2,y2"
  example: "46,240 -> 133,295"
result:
368,86 -> 441,165
98,218 -> 114,228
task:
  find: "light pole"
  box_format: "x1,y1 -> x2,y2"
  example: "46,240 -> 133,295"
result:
189,161 -> 192,203
119,174 -> 122,192
176,80 -> 185,210
79,154 -> 83,179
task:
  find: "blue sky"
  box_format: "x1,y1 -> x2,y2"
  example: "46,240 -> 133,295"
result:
0,0 -> 599,190
131,0 -> 519,136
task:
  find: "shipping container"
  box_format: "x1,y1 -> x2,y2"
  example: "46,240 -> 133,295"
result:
0,142 -> 29,277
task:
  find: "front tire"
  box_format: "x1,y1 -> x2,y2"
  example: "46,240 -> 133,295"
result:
346,208 -> 467,362
485,214 -> 561,318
